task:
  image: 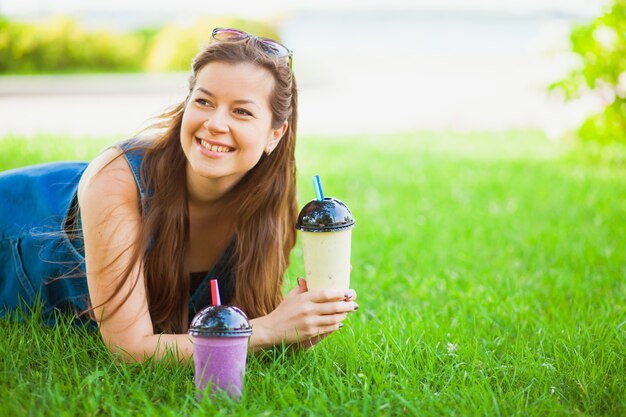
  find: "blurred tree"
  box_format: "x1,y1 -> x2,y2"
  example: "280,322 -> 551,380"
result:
0,15 -> 281,74
0,16 -> 145,73
551,0 -> 626,144
145,17 -> 281,72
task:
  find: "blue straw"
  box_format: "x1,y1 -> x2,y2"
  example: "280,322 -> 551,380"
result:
313,175 -> 324,201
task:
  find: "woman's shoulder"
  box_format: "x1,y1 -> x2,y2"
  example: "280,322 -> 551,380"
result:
79,136 -> 154,194
77,145 -> 139,210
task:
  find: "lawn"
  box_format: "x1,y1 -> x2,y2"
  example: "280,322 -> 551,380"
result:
1,131 -> 625,416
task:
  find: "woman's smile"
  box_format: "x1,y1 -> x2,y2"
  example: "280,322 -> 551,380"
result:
196,137 -> 235,155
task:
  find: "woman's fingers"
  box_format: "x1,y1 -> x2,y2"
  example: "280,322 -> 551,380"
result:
315,300 -> 358,315
293,279 -> 357,302
297,277 -> 308,292
295,331 -> 335,350
304,288 -> 358,306
295,312 -> 348,339
320,322 -> 343,334
314,312 -> 349,327
299,288 -> 359,316
298,323 -> 342,348
307,288 -> 350,303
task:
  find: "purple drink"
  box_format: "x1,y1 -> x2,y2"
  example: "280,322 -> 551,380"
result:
189,305 -> 252,399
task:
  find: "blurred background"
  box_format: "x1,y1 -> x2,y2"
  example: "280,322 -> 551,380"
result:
0,0 -> 617,140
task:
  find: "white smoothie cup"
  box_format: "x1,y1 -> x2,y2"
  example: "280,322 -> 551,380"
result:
296,197 -> 356,291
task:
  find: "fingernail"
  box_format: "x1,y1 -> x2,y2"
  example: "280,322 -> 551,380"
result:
353,303 -> 359,311
297,277 -> 303,286
344,290 -> 356,300
338,323 -> 343,329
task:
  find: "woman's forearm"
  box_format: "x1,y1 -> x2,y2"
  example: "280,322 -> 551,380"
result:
107,333 -> 195,363
248,316 -> 276,351
104,318 -> 276,361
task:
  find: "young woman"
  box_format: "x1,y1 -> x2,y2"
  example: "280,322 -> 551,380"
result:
0,28 -> 358,362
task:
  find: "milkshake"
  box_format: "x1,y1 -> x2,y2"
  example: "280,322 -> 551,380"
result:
189,301 -> 252,399
296,195 -> 356,291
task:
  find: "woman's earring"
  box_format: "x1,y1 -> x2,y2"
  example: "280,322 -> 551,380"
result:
265,147 -> 273,156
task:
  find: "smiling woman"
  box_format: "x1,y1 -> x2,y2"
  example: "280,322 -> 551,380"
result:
180,62 -> 287,197
0,28 -> 358,362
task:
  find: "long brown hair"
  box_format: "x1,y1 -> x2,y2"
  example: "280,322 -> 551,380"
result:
103,38 -> 298,333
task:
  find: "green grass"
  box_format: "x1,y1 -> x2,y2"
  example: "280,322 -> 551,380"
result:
1,131 -> 625,416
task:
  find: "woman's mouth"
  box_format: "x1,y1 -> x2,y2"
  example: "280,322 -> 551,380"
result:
197,137 -> 234,153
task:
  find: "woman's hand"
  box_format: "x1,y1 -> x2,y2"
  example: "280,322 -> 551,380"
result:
249,278 -> 358,350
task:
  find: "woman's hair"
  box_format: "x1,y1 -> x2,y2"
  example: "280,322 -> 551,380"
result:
101,38 -> 298,333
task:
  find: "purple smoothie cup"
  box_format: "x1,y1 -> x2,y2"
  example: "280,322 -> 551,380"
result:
188,305 -> 252,399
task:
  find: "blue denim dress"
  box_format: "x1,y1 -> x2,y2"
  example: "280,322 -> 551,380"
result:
0,139 -> 234,328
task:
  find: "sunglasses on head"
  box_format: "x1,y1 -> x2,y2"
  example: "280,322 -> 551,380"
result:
211,27 -> 293,70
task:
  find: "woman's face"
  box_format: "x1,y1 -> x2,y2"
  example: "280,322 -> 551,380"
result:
180,61 -> 287,194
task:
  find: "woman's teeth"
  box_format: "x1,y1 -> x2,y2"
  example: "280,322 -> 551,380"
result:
200,139 -> 232,153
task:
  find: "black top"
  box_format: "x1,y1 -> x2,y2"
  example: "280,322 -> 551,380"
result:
187,240 -> 236,324
190,271 -> 208,295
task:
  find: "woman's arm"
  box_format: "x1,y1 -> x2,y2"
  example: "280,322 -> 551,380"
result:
79,147 -> 191,362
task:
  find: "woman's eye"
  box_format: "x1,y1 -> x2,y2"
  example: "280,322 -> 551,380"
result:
234,108 -> 253,117
195,99 -> 213,107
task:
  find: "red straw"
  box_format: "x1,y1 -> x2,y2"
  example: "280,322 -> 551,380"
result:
210,279 -> 221,306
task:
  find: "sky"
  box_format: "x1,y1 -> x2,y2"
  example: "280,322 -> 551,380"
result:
1,0 -> 602,18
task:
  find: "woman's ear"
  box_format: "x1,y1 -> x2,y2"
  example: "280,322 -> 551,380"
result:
266,120 -> 289,155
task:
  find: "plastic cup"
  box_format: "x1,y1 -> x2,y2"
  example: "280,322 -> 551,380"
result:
188,305 -> 252,399
296,197 -> 356,291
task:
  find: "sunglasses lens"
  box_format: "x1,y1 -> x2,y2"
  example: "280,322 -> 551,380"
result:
258,39 -> 291,58
212,28 -> 248,42
212,28 -> 292,62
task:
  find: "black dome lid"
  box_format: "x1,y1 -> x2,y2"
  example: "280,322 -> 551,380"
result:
189,305 -> 252,337
296,197 -> 356,232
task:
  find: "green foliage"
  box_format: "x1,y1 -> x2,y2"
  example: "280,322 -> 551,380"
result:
551,0 -> 626,144
0,15 -> 281,74
0,133 -> 112,170
0,16 -> 146,73
1,131 -> 625,416
146,17 -> 280,72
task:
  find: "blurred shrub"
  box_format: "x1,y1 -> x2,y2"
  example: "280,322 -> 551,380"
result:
145,17 -> 280,71
0,16 -> 145,73
0,15 -> 281,74
550,0 -> 626,144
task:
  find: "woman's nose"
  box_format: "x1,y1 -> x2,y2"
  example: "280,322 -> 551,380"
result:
203,111 -> 228,134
